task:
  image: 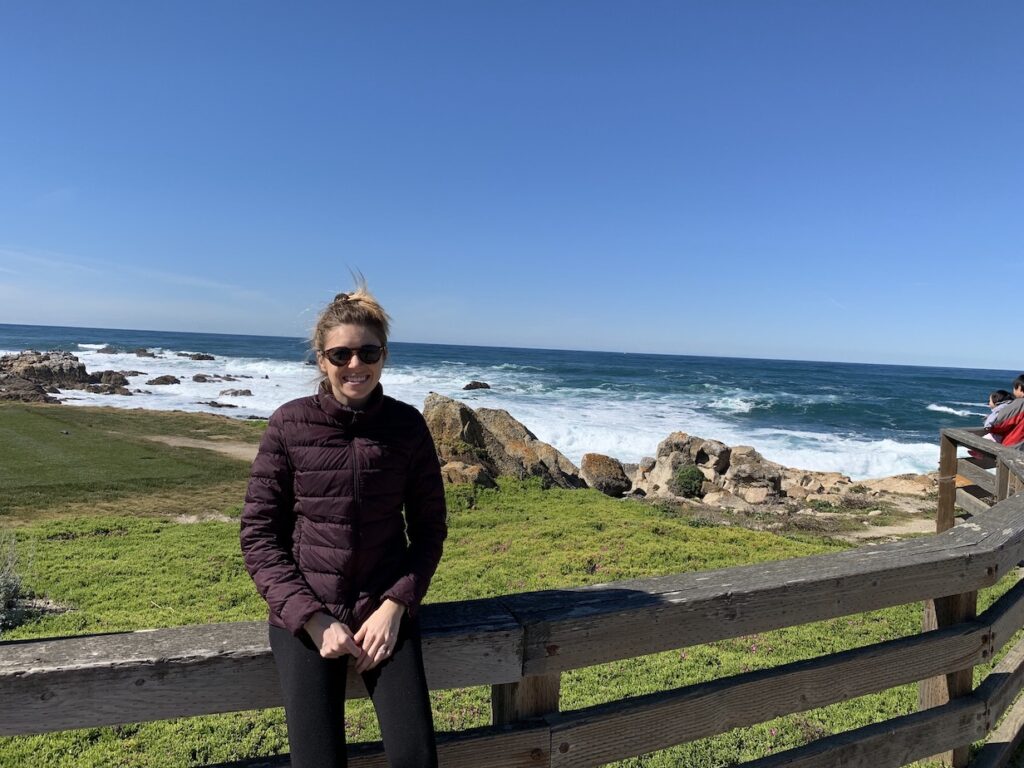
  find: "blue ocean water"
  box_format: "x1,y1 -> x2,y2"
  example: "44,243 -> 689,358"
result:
1,323 -> 1017,479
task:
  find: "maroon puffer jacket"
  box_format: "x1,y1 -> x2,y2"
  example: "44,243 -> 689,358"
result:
240,385 -> 447,635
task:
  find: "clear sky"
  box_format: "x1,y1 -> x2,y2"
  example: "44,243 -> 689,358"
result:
1,3 -> 1021,368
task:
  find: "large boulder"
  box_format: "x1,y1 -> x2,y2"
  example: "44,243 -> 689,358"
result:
719,446 -> 783,504
422,394 -> 583,489
580,453 -> 631,497
422,393 -> 497,473
861,474 -> 935,497
475,407 -> 584,489
0,351 -> 92,388
146,375 -> 181,386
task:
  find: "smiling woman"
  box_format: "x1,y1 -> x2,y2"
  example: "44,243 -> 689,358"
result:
240,280 -> 447,768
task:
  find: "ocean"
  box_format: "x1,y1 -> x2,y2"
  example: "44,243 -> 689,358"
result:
1,323 -> 1016,480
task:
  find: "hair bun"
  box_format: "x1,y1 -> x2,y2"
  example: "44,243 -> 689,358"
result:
334,292 -> 351,303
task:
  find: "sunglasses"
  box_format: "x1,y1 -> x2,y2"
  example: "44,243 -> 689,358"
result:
320,345 -> 386,366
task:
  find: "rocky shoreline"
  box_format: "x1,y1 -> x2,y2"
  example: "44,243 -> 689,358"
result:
2,350 -> 939,522
422,392 -> 937,516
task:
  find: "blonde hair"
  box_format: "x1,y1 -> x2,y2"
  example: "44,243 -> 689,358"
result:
311,277 -> 392,353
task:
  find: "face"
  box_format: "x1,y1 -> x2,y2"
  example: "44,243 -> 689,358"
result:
317,323 -> 386,408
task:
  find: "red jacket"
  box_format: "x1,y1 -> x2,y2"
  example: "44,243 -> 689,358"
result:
989,397 -> 1024,448
240,385 -> 447,635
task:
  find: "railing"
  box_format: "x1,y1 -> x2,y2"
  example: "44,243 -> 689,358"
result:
4,428 -> 1024,767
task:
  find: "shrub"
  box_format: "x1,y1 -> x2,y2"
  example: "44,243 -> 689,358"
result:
670,464 -> 706,499
0,532 -> 23,631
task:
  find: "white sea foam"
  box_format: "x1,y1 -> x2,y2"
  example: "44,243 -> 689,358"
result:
927,404 -> 986,418
41,345 -> 944,479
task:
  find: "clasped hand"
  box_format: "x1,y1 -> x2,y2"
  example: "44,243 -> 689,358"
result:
303,599 -> 405,673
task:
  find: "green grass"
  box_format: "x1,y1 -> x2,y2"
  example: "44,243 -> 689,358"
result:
0,404 -> 1016,767
0,403 -> 256,519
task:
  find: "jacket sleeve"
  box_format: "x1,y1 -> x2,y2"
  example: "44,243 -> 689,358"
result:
382,420 -> 448,616
240,412 -> 326,635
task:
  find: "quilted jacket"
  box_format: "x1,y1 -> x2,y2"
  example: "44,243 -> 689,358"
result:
989,397 -> 1024,448
240,385 -> 447,635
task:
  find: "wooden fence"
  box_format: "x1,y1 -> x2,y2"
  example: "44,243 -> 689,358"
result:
5,428 -> 1024,767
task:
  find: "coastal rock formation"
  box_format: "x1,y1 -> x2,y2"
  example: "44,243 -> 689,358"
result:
219,389 -> 253,397
183,353 -> 215,361
475,407 -> 585,489
0,373 -> 58,403
0,351 -> 133,396
633,430 -> 852,506
133,348 -> 157,358
423,393 -> 583,488
146,375 -> 181,386
580,453 -> 631,497
422,393 -> 497,473
441,461 -> 498,489
463,381 -> 491,390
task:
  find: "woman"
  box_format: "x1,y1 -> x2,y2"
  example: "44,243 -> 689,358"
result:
240,285 -> 447,768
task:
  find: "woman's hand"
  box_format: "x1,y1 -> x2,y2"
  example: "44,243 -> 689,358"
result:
353,598 -> 405,673
303,612 -> 361,659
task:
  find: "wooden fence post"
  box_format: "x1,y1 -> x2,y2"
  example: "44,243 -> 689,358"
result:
492,674 -> 561,725
919,433 -> 978,767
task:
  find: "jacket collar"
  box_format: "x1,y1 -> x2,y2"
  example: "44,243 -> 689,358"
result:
317,382 -> 385,427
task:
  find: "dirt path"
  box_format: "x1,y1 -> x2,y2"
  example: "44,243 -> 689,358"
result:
142,435 -> 258,463
844,517 -> 936,540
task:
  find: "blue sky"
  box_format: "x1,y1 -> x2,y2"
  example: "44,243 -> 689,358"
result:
1,3 -> 1021,367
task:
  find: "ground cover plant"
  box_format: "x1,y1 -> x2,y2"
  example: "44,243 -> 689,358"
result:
0,404 -> 1018,767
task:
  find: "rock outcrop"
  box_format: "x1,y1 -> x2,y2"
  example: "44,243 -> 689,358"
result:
580,453 -> 632,497
633,430 -> 853,507
463,381 -> 491,390
423,393 -> 583,488
146,375 -> 180,386
0,351 -> 132,397
0,373 -> 59,403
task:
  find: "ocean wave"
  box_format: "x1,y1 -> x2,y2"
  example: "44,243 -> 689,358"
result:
927,404 -> 986,418
708,396 -> 756,414
490,363 -> 544,371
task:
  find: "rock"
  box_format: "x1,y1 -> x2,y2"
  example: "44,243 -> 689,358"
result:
146,375 -> 181,385
219,388 -> 253,397
475,407 -> 584,489
133,348 -> 157,358
423,393 -> 497,472
96,345 -> 118,354
861,474 -> 935,497
193,374 -> 211,383
720,447 -> 782,502
197,400 -> 238,408
97,371 -> 129,387
85,384 -> 132,396
440,461 -> 498,488
580,453 -> 631,497
702,490 -> 752,511
422,393 -> 584,489
189,353 -> 215,361
0,350 -> 93,388
0,373 -> 59,403
463,381 -> 491,390
119,370 -> 145,377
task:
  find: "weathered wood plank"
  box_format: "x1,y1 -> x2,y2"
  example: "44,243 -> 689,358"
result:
207,721 -> 552,768
542,619 -> 989,767
940,433 -> 961,532
505,499 -> 1024,674
944,428 -> 1005,456
959,458 -> 998,495
976,632 -> 1024,728
0,600 -> 523,736
738,696 -> 987,768
958,487 -> 994,516
970,642 -> 1024,768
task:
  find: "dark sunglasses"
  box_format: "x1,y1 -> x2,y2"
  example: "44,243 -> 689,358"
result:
320,345 -> 386,366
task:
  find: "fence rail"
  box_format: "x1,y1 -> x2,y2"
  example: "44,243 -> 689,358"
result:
4,428 -> 1024,767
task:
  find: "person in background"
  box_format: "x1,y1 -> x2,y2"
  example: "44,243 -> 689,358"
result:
987,375 -> 1024,448
240,282 -> 447,768
984,389 -> 1015,443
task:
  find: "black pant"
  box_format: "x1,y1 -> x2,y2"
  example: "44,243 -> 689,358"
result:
268,617 -> 438,768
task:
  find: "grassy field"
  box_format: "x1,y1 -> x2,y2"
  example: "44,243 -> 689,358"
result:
0,402 -> 1018,767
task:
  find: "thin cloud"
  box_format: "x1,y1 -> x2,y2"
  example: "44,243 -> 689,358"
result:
826,295 -> 849,311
